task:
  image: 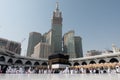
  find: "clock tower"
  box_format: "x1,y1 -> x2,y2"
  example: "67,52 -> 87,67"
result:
51,2 -> 63,53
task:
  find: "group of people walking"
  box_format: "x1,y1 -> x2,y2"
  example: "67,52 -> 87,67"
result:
0,65 -> 120,74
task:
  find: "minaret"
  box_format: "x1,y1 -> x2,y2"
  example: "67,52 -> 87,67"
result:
51,2 -> 63,54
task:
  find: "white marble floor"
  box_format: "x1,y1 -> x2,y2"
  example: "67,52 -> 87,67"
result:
0,74 -> 120,80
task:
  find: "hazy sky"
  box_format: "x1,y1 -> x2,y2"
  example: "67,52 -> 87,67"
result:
0,0 -> 120,56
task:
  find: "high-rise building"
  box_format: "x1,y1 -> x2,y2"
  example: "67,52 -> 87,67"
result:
0,38 -> 21,55
42,30 -> 52,43
86,50 -> 102,56
27,32 -> 42,57
32,42 -> 51,58
51,2 -> 62,54
63,30 -> 76,58
74,36 -> 83,57
0,38 -> 8,49
26,2 -> 83,58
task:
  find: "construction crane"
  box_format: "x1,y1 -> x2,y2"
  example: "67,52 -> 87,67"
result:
21,38 -> 26,44
14,38 -> 26,54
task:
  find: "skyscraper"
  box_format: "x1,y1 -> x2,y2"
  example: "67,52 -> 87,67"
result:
42,30 -> 52,44
32,42 -> 51,58
74,36 -> 83,57
0,38 -> 21,55
51,2 -> 62,54
27,32 -> 42,57
63,30 -> 76,58
27,2 -> 83,58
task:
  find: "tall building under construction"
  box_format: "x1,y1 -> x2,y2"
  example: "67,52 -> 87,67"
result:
27,2 -> 83,58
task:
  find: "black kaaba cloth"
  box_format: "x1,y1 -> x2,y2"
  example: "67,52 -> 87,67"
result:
48,53 -> 69,60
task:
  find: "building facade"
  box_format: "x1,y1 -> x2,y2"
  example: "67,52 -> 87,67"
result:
32,42 -> 51,58
86,50 -> 102,56
0,38 -> 21,55
51,2 -> 62,54
42,30 -> 52,44
74,36 -> 83,57
63,30 -> 76,58
26,2 -> 83,59
27,32 -> 42,57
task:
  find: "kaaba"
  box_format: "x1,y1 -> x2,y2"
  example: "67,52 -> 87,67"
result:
48,53 -> 69,69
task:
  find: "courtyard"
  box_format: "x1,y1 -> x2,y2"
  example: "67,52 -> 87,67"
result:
0,74 -> 120,80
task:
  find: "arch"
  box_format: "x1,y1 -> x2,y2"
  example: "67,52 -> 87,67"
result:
25,61 -> 32,65
34,62 -> 40,66
7,58 -> 13,64
41,62 -> 47,66
0,56 -> 5,62
74,62 -> 79,66
68,63 -> 72,66
81,62 -> 87,65
99,59 -> 106,63
89,60 -> 96,64
15,60 -> 23,65
109,58 -> 119,63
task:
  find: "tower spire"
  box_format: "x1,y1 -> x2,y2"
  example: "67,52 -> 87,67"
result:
51,2 -> 62,54
53,1 -> 62,18
56,2 -> 59,11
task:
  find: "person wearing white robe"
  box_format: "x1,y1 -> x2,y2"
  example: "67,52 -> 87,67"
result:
116,66 -> 120,73
38,69 -> 41,74
19,67 -> 24,74
44,69 -> 48,74
6,66 -> 12,74
70,69 -> 74,74
107,67 -> 111,73
27,67 -> 32,74
63,67 -> 69,74
48,69 -> 52,74
80,68 -> 84,74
